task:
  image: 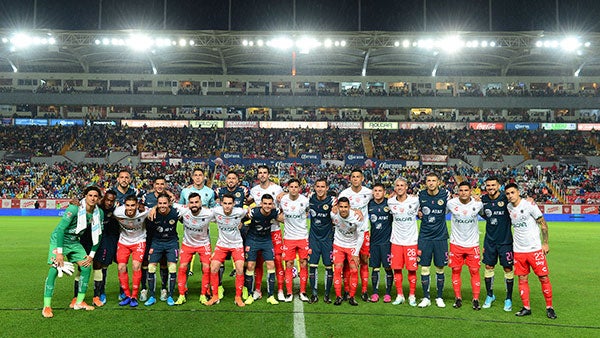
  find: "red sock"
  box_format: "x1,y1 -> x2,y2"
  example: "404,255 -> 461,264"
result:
285,263 -> 294,295
118,271 -> 131,297
408,270 -> 417,296
255,256 -> 264,291
235,274 -> 244,297
178,266 -> 188,295
201,265 -> 210,295
334,266 -> 343,297
275,255 -> 284,292
343,263 -> 350,293
299,266 -> 308,293
540,276 -> 553,308
360,263 -> 369,293
132,269 -> 142,299
518,278 -> 530,308
349,268 -> 359,297
470,268 -> 481,300
452,269 -> 462,299
210,271 -> 219,297
394,270 -> 404,296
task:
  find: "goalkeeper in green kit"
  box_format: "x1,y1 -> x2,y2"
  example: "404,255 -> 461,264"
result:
42,186 -> 104,318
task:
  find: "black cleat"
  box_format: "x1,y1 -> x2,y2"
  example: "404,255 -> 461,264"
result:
453,298 -> 462,308
187,270 -> 194,277
348,297 -> 359,306
546,307 -> 557,319
472,299 -> 481,310
361,292 -> 369,302
334,296 -> 343,306
308,295 -> 318,304
323,295 -> 332,304
342,292 -> 349,301
515,307 -> 532,317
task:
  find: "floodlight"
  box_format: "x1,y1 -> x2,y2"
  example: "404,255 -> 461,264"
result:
189,40 -> 195,46
438,36 -> 464,53
535,41 -> 543,47
560,37 -> 580,52
242,39 -> 248,46
584,42 -> 591,47
402,39 -> 410,48
481,40 -> 488,47
340,40 -> 346,47
178,39 -> 186,47
268,37 -> 293,50
257,39 -> 264,46
1,37 -> 7,43
11,33 -> 32,48
490,41 -> 496,47
394,41 -> 400,47
324,39 -> 332,47
248,41 -> 254,46
334,41 -> 340,46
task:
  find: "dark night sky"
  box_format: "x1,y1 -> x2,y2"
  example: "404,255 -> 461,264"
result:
0,0 -> 599,33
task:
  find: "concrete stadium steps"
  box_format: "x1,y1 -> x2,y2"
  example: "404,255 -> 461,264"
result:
59,137 -> 76,155
515,139 -> 531,160
362,131 -> 374,158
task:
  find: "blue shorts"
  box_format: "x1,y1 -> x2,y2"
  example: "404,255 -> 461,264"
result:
369,243 -> 391,268
94,234 -> 119,266
245,237 -> 274,262
308,237 -> 333,266
482,242 -> 513,268
149,239 -> 179,263
417,239 -> 448,267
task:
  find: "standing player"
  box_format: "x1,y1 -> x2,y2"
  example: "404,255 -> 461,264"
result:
113,196 -> 150,308
368,183 -> 393,303
114,169 -> 137,205
417,172 -> 451,308
330,197 -> 366,306
180,168 -> 216,207
91,190 -> 118,306
480,176 -> 514,311
249,165 -> 285,301
505,183 -> 557,319
42,186 -> 104,318
205,194 -> 248,307
388,177 -> 419,306
307,178 -> 336,304
173,192 -> 214,305
243,194 -> 280,305
339,168 -> 373,302
446,182 -> 484,310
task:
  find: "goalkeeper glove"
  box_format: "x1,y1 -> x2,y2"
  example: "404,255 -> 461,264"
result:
52,261 -> 75,277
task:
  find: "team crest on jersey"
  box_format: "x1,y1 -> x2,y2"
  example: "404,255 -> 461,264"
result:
384,206 -> 390,212
235,192 -> 241,198
498,201 -> 505,207
65,211 -> 73,218
169,220 -> 176,224
437,199 -> 444,206
107,212 -> 113,217
323,204 -> 329,210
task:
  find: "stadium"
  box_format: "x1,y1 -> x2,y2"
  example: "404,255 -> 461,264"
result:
1,1 -> 600,337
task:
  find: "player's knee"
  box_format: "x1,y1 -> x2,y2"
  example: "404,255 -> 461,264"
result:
539,275 -> 549,283
168,263 -> 177,273
469,267 -> 479,275
421,266 -> 430,276
484,268 -> 495,278
504,270 -> 514,279
435,267 -> 444,274
148,264 -> 157,273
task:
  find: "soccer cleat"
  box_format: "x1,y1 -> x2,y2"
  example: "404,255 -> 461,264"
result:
343,292 -> 350,301
417,298 -> 431,308
218,286 -> 225,300
323,295 -> 332,304
139,289 -> 148,302
253,290 -> 262,300
370,294 -> 380,302
348,297 -> 359,306
73,301 -> 95,311
472,299 -> 481,310
299,293 -> 309,302
242,287 -> 249,300
333,296 -> 343,306
244,295 -> 254,305
515,307 -> 532,317
42,306 -> 53,318
266,296 -> 279,305
277,290 -> 286,302
174,295 -> 186,305
435,298 -> 446,308
129,298 -> 139,307
205,295 -> 220,306
92,296 -> 104,307
69,297 -> 77,309
408,295 -> 417,307
392,295 -> 405,305
160,289 -> 168,302
119,292 -> 127,301
99,293 -> 107,305
187,270 -> 194,277
503,299 -> 513,312
482,295 -> 495,309
361,292 -> 369,302
383,294 -> 392,303
199,294 -> 208,305
453,298 -> 462,308
285,294 -> 294,303
229,269 -> 236,277
167,296 -> 175,306
118,297 -> 131,306
546,307 -> 557,319
234,296 -> 245,307
309,295 -> 318,304
144,296 -> 156,306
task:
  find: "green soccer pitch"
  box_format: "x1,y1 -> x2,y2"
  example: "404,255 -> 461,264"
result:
1,216 -> 599,338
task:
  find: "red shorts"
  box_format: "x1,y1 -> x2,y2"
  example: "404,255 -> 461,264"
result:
282,238 -> 310,261
333,244 -> 358,265
359,231 -> 370,256
271,229 -> 284,255
514,250 -> 550,276
180,243 -> 212,266
390,244 -> 418,271
116,241 -> 146,264
212,246 -> 244,263
448,244 -> 481,270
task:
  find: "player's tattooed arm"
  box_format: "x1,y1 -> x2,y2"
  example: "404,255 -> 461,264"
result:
537,216 -> 549,254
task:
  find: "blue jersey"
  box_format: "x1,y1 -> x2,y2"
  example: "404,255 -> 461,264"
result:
247,207 -> 278,238
368,198 -> 392,245
146,207 -> 179,242
180,185 -> 216,207
114,186 -> 137,205
142,192 -> 160,208
309,195 -> 335,242
100,204 -> 120,238
215,186 -> 249,208
481,192 -> 513,246
418,189 -> 450,240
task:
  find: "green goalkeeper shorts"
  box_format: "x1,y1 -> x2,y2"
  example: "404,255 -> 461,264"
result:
47,240 -> 87,265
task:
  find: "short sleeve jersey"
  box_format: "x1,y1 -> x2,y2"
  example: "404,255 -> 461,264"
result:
388,195 -> 420,246
114,206 -> 150,245
100,205 -> 120,238
250,183 -> 284,232
212,206 -> 247,248
447,197 -> 483,247
114,186 -> 137,206
481,193 -> 513,246
180,185 -> 216,208
146,207 -> 180,242
418,188 -> 450,240
280,194 -> 310,240
339,186 -> 373,231
216,186 -> 249,208
309,195 -> 336,242
331,210 -> 366,252
173,203 -> 213,247
368,199 -> 392,245
508,200 -> 544,253
248,207 -> 279,239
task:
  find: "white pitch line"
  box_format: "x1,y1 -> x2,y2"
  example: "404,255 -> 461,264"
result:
293,269 -> 306,338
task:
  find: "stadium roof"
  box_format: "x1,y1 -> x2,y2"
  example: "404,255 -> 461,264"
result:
1,29 -> 600,77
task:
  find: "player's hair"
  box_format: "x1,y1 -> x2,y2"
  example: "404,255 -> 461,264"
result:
505,183 -> 519,191
350,168 -> 363,176
221,193 -> 235,203
226,170 -> 239,178
118,169 -> 130,176
257,165 -> 270,173
188,192 -> 201,201
192,167 -> 204,175
485,176 -> 502,184
154,176 -> 166,183
338,196 -> 350,205
156,193 -> 170,201
104,189 -> 117,197
261,193 -> 274,202
315,178 -> 328,185
458,181 -> 471,189
425,171 -> 440,179
287,178 -> 301,186
124,195 -> 138,203
394,176 -> 408,185
372,182 -> 385,190
83,185 -> 102,197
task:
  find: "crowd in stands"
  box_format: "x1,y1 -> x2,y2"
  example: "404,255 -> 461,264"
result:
0,125 -> 75,157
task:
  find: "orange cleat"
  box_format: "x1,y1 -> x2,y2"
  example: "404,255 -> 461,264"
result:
73,301 -> 95,311
69,297 -> 77,308
234,296 -> 246,307
42,306 -> 54,318
92,296 -> 104,307
204,295 -> 220,306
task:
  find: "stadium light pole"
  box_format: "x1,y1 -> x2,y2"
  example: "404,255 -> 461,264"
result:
489,0 -> 492,31
358,0 -> 361,32
228,0 -> 232,31
33,0 -> 37,29
98,0 -> 102,29
423,0 -> 427,32
163,0 -> 167,30
555,0 -> 560,31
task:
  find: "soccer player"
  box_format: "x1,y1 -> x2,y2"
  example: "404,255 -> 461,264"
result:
42,186 -> 104,318
114,169 -> 137,205
279,178 -> 310,302
307,178 -> 336,304
505,183 -> 557,319
480,176 -> 514,311
330,197 -> 366,306
205,194 -> 248,307
113,195 -> 150,308
248,165 -> 285,301
143,194 -> 180,306
367,183 -> 393,303
180,168 -> 216,207
417,172 -> 451,308
387,177 -> 419,306
91,190 -> 119,306
339,168 -> 373,302
244,194 -> 280,305
446,182 -> 484,310
172,192 -> 214,305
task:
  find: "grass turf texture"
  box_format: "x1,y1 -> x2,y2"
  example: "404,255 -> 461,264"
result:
1,216 -> 599,337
